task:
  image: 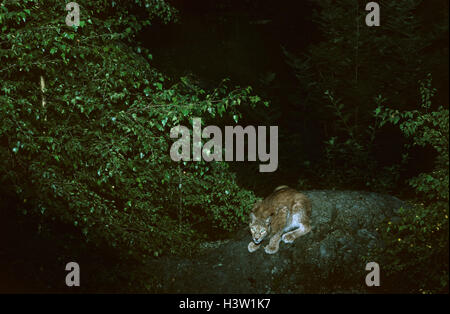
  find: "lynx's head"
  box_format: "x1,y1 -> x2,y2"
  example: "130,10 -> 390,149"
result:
249,200 -> 271,244
249,213 -> 271,244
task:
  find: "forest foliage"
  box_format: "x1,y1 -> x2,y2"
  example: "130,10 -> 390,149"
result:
368,76 -> 449,293
282,0 -> 448,292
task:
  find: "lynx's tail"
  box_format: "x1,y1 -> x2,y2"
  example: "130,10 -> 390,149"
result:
273,185 -> 289,193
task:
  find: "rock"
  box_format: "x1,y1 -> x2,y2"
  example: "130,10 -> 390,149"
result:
144,190 -> 407,293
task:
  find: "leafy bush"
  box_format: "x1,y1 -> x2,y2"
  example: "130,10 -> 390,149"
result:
317,91 -> 403,191
0,0 -> 263,262
283,0 -> 447,191
369,76 -> 449,293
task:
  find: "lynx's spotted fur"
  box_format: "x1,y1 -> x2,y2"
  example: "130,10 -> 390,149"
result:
248,186 -> 312,254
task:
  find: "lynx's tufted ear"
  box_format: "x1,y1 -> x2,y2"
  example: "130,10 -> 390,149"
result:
250,212 -> 256,223
252,199 -> 262,210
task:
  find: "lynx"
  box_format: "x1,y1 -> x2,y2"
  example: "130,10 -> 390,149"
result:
248,186 -> 312,254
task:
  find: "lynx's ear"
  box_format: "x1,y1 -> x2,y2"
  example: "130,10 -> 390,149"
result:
250,212 -> 256,223
252,199 -> 262,210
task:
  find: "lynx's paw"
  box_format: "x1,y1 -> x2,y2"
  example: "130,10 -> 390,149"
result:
282,233 -> 296,243
264,244 -> 279,254
248,241 -> 261,253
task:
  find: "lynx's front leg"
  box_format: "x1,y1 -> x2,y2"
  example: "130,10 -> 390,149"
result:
264,231 -> 283,254
264,206 -> 288,254
248,241 -> 262,253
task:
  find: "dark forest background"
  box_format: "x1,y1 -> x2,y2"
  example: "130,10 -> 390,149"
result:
0,0 -> 448,293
